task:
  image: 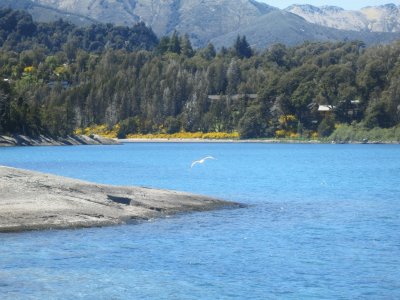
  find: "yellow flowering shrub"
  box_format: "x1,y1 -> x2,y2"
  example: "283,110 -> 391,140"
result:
202,132 -> 240,139
76,125 -> 239,140
275,129 -> 301,139
275,129 -> 286,138
126,131 -> 239,140
278,114 -> 297,125
23,66 -> 34,73
311,131 -> 319,139
74,124 -> 120,138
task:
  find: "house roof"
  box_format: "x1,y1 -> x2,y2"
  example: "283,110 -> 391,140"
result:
318,105 -> 336,112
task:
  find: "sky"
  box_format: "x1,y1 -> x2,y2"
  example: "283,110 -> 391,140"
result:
260,0 -> 400,10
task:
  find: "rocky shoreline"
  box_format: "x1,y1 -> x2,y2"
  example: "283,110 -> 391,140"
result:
0,134 -> 120,147
0,166 -> 240,233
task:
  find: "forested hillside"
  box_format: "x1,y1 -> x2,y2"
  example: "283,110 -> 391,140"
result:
0,9 -> 158,53
1,9 -> 400,140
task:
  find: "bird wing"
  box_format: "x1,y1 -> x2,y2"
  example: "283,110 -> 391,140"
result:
191,156 -> 215,168
191,160 -> 200,168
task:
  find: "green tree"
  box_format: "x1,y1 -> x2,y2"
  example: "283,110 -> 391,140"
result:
364,100 -> 393,129
318,115 -> 335,137
180,34 -> 194,57
198,43 -> 216,60
168,31 -> 181,54
0,83 -> 11,134
164,116 -> 181,133
238,105 -> 265,138
234,35 -> 252,59
155,36 -> 170,54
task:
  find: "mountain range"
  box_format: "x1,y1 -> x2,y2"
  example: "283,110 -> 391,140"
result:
1,0 -> 400,48
286,3 -> 400,33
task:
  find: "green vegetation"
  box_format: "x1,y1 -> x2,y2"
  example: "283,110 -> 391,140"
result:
1,9 -> 400,141
330,124 -> 400,143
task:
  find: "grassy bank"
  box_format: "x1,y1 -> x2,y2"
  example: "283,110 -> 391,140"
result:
329,124 -> 400,143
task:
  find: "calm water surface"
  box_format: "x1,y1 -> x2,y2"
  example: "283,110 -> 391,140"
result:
0,143 -> 399,299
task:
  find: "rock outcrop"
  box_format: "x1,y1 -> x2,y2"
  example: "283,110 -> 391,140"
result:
0,166 -> 239,232
0,134 -> 120,147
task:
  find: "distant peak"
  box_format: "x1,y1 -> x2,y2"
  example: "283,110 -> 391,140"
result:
285,4 -> 322,14
320,6 -> 344,12
286,4 -> 346,13
381,3 -> 399,10
362,3 -> 399,10
248,0 -> 276,14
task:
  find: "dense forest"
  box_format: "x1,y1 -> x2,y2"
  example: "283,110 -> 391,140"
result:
1,9 -> 400,140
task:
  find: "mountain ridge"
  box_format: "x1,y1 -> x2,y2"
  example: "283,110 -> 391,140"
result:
286,3 -> 400,33
211,9 -> 400,49
1,0 -> 400,48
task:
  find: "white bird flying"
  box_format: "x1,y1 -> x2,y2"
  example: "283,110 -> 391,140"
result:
191,156 -> 215,168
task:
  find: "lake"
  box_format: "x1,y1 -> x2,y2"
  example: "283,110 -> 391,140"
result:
1,143 -> 399,299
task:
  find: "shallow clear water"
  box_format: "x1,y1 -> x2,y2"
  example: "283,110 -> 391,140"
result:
0,143 -> 399,299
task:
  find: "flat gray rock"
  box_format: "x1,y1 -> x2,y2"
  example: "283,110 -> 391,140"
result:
0,134 -> 120,147
0,166 -> 239,232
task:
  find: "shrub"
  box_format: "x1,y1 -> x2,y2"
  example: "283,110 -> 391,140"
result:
126,131 -> 239,140
318,116 -> 335,137
275,129 -> 286,138
330,123 -> 400,142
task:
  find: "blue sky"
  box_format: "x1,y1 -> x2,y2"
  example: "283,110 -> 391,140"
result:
260,0 -> 399,10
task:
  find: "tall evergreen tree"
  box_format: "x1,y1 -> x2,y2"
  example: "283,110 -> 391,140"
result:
168,31 -> 181,54
180,34 -> 194,57
234,35 -> 252,59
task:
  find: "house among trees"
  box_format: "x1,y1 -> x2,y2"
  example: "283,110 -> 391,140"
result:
318,105 -> 336,112
318,100 -> 361,119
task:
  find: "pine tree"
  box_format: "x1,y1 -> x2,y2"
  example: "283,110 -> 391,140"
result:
168,31 -> 181,54
234,35 -> 252,59
180,34 -> 194,57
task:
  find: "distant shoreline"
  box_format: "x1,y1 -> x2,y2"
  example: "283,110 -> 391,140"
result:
1,135 -> 398,146
118,138 -> 399,144
119,138 -> 320,143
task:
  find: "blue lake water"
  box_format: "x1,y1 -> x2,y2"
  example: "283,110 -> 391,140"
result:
0,143 -> 400,299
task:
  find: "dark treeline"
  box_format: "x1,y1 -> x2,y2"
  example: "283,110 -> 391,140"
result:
0,9 -> 158,53
1,9 -> 400,139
